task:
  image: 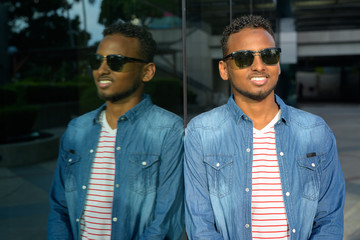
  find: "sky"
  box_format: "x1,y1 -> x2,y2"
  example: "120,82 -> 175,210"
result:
69,0 -> 103,46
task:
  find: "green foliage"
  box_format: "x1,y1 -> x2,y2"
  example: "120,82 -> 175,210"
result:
3,0 -> 92,84
4,0 -> 89,49
0,105 -> 38,139
0,80 -> 93,105
99,0 -> 180,26
79,85 -> 104,114
144,77 -> 182,113
0,87 -> 17,106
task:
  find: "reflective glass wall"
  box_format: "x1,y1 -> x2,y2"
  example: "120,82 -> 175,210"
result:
1,0 -> 360,239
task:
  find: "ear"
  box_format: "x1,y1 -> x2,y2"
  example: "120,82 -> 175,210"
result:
219,60 -> 229,81
142,63 -> 156,83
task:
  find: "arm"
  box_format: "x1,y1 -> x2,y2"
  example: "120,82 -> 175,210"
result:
184,127 -> 224,240
47,135 -> 73,240
310,129 -> 345,239
140,126 -> 185,240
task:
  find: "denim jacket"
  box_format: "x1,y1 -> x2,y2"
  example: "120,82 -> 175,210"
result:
48,95 -> 185,240
184,95 -> 345,240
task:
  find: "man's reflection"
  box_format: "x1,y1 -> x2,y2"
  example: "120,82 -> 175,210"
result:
47,21 -> 184,240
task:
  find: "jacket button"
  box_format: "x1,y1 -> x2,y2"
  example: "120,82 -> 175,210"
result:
68,158 -> 72,162
246,148 -> 251,152
280,152 -> 284,156
82,185 -> 86,190
116,147 -> 121,151
90,149 -> 94,153
142,161 -> 147,166
113,217 -> 118,222
292,229 -> 296,233
245,224 -> 250,228
286,192 -> 290,196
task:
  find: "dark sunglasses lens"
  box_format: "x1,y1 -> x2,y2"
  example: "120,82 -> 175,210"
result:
107,55 -> 125,72
261,49 -> 280,65
233,51 -> 254,68
88,54 -> 101,70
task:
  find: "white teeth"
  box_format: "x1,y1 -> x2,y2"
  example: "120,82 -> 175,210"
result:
99,80 -> 111,83
251,77 -> 266,81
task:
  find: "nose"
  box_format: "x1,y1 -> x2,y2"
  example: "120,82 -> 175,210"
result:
251,53 -> 266,71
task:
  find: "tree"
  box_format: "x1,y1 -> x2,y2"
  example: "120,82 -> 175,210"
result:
2,0 -> 94,82
4,0 -> 90,50
98,0 -> 180,27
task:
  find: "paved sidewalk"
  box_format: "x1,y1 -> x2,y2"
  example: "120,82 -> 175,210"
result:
0,103 -> 359,239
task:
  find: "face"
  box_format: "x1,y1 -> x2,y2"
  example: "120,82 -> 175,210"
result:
219,28 -> 281,102
93,33 -> 153,103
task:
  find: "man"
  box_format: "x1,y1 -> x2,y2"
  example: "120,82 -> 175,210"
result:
184,15 -> 345,239
48,22 -> 184,239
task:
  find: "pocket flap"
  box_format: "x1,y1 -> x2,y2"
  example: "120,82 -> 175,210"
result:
296,154 -> 319,171
62,151 -> 81,164
130,154 -> 160,168
204,155 -> 233,170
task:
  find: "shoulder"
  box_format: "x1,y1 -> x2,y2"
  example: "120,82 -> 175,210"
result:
286,105 -> 328,129
144,104 -> 184,130
187,104 -> 230,130
67,108 -> 100,129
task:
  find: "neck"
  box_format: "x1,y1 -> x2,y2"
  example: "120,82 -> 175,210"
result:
234,93 -> 279,130
105,96 -> 142,129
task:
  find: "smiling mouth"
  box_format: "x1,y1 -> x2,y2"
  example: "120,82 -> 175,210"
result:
250,76 -> 268,85
97,79 -> 113,88
251,76 -> 266,81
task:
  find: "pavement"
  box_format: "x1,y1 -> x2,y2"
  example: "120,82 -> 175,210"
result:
0,103 -> 359,240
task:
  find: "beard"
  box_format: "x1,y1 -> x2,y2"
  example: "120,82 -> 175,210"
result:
97,80 -> 142,103
229,77 -> 277,101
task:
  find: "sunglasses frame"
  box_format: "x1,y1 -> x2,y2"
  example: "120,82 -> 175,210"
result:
88,53 -> 149,72
223,47 -> 281,69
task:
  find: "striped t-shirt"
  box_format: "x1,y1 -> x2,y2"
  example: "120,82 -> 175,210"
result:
80,111 -> 116,239
251,111 -> 290,240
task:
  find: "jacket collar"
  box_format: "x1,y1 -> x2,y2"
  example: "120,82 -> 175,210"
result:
92,94 -> 153,124
226,94 -> 289,125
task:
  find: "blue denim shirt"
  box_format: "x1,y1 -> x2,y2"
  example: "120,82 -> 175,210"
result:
48,95 -> 185,240
184,95 -> 345,240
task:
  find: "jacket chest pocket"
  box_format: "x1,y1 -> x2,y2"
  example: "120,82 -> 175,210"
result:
129,154 -> 160,195
204,155 -> 233,198
296,154 -> 321,200
63,152 -> 81,192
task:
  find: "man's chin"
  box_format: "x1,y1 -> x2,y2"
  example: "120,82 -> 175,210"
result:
98,92 -> 137,103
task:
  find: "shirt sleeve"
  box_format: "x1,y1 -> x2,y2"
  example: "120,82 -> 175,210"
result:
184,126 -> 224,240
310,128 -> 345,239
47,134 -> 73,240
139,124 -> 185,240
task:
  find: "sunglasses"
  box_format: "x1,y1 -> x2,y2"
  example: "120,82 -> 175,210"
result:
223,47 -> 281,69
88,54 -> 148,72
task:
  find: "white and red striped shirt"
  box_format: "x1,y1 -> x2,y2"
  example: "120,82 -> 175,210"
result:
80,111 -> 116,240
251,111 -> 290,240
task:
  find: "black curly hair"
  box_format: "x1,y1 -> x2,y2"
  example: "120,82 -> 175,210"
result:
220,15 -> 274,57
103,21 -> 157,62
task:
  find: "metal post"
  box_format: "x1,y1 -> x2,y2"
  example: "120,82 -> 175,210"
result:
182,0 -> 188,127
229,0 -> 233,23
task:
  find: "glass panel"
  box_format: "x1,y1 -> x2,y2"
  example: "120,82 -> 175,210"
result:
0,0 -> 184,238
185,0 -> 278,122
